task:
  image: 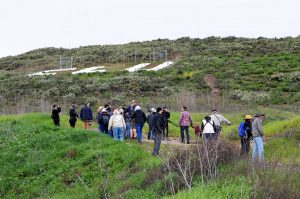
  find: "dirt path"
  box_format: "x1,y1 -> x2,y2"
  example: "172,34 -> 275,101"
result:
204,74 -> 220,109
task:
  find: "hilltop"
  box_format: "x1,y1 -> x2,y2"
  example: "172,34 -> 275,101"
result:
0,37 -> 299,114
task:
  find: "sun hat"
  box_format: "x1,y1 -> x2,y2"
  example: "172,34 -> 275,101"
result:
244,115 -> 253,120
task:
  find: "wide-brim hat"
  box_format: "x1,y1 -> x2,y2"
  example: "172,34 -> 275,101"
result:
244,115 -> 253,120
255,113 -> 265,117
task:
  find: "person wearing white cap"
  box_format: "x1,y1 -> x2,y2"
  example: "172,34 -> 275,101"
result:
147,108 -> 156,140
131,106 -> 147,143
108,109 -> 126,141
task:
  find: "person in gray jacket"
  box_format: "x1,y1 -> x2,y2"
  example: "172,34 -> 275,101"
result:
210,109 -> 231,135
252,113 -> 265,162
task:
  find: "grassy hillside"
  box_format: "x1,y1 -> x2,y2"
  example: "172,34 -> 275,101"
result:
0,114 -> 163,198
0,37 -> 299,114
1,111 -> 299,198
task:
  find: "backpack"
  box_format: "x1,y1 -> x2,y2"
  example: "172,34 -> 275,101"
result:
102,115 -> 110,125
238,122 -> 245,137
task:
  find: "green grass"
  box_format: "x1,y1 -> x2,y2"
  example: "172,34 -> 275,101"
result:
1,111 -> 299,198
165,177 -> 251,199
0,113 -> 162,198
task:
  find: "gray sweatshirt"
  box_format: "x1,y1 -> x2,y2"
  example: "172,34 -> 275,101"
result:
252,117 -> 263,137
210,113 -> 231,127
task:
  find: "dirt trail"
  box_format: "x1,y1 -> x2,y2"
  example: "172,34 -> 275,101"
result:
204,74 -> 220,109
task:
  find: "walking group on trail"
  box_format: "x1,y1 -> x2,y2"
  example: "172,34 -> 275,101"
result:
51,100 -> 265,161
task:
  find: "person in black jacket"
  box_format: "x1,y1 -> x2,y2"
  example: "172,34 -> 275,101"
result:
162,107 -> 170,139
152,107 -> 166,156
131,106 -> 146,143
147,108 -> 156,140
98,109 -> 110,134
80,103 -> 93,130
51,104 -> 61,127
69,104 -> 78,128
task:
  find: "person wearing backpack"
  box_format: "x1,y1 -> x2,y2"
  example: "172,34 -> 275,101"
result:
178,106 -> 193,144
201,114 -> 216,141
210,109 -> 231,136
108,109 -> 126,142
99,109 -> 110,134
238,115 -> 253,157
124,100 -> 137,139
80,103 -> 93,130
252,113 -> 265,162
69,104 -> 78,128
51,104 -> 61,127
131,106 -> 147,144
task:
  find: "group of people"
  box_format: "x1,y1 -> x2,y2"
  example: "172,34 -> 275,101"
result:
238,113 -> 265,162
51,100 -> 265,160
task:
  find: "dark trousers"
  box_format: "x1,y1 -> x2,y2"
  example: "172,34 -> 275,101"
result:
180,126 -> 190,143
69,118 -> 76,128
163,123 -> 169,138
240,137 -> 250,157
204,133 -> 217,142
215,126 -> 221,136
152,133 -> 162,156
53,119 -> 60,126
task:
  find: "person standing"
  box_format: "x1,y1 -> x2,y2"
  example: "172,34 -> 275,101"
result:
192,122 -> 202,144
162,107 -> 170,140
201,114 -> 216,141
96,106 -> 104,133
178,106 -> 192,144
124,100 -> 137,139
238,115 -> 253,157
69,104 -> 78,128
147,108 -> 157,140
152,107 -> 165,156
51,104 -> 61,127
252,113 -> 265,162
80,103 -> 93,130
210,109 -> 231,136
122,108 -> 131,139
99,109 -> 110,134
108,109 -> 126,142
131,106 -> 147,144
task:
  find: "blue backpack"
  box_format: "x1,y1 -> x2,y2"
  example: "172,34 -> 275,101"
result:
238,122 -> 246,137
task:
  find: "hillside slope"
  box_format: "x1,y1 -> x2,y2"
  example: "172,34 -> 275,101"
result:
0,37 -> 299,114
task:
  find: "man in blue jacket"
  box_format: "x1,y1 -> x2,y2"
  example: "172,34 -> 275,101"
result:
80,103 -> 93,130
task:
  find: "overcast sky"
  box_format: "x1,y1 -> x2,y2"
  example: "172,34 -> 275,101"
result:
0,0 -> 299,58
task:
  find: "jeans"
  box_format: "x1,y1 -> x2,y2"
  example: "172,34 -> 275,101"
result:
113,127 -> 124,141
135,123 -> 144,143
125,122 -> 130,139
152,133 -> 162,156
180,126 -> 190,143
252,137 -> 264,161
148,126 -> 154,140
98,124 -> 105,133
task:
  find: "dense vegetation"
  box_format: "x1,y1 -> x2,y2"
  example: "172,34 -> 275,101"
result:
0,37 -> 299,114
0,112 -> 299,198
